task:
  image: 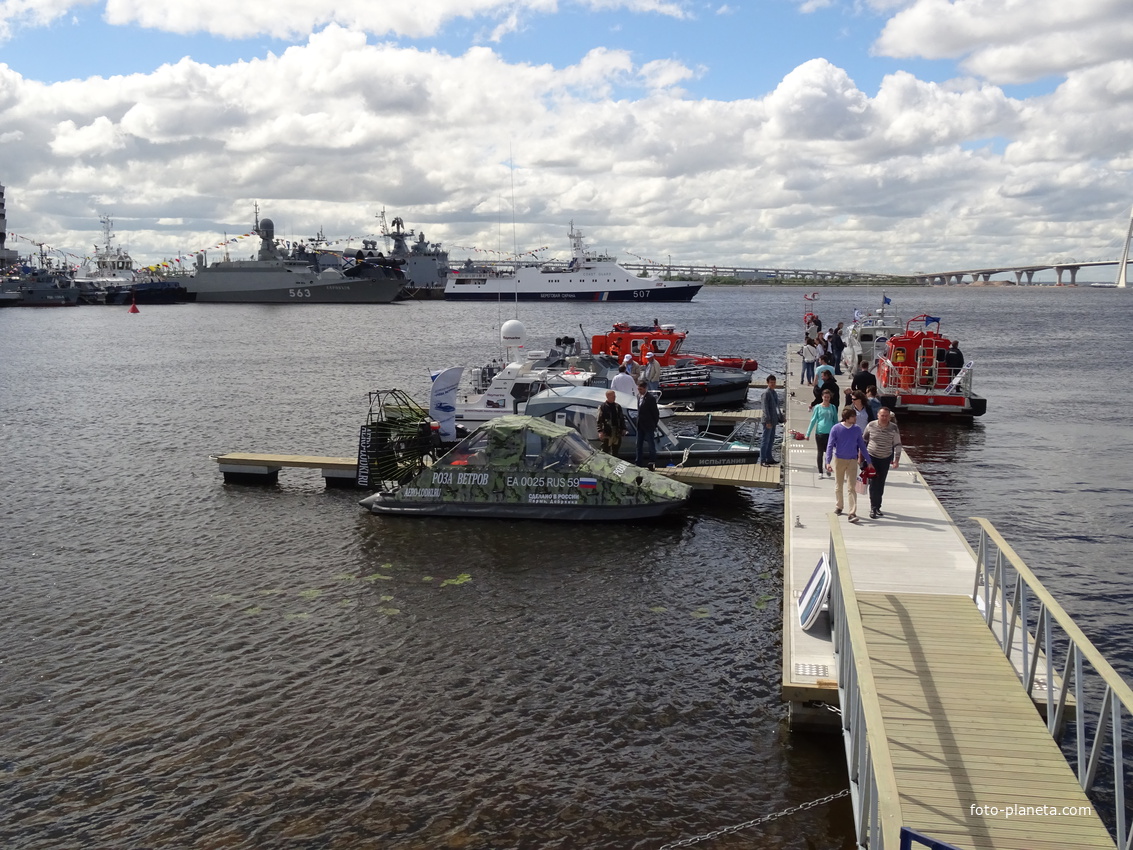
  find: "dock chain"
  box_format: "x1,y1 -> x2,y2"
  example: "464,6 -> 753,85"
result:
657,788 -> 850,849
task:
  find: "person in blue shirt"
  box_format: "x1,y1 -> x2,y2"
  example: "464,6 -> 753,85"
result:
825,407 -> 870,523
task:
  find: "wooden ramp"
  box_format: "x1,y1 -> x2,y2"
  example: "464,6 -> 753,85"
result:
660,461 -> 780,489
860,591 -> 1114,849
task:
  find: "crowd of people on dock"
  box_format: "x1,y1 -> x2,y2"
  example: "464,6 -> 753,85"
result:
802,313 -> 900,522
759,311 -> 903,522
594,308 -> 908,519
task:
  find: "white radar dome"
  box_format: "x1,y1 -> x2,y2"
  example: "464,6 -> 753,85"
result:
500,319 -> 527,348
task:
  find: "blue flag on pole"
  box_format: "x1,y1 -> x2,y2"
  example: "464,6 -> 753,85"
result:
882,295 -> 892,305
924,315 -> 941,326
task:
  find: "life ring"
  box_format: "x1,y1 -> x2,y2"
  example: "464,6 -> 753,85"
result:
804,312 -> 817,327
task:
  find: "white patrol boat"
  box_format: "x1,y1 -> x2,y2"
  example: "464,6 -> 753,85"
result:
445,223 -> 701,302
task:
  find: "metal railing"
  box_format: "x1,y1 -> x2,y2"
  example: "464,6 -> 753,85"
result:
972,517 -> 1133,848
826,517 -> 904,848
875,351 -> 974,398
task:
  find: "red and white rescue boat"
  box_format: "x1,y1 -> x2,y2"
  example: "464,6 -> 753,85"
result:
874,315 -> 987,417
589,322 -> 758,372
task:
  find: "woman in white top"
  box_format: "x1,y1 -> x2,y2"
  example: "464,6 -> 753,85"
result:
800,338 -> 818,385
848,391 -> 873,429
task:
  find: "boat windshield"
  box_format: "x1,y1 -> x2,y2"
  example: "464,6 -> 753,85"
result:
645,338 -> 677,356
531,431 -> 595,469
441,422 -> 596,470
445,429 -> 493,466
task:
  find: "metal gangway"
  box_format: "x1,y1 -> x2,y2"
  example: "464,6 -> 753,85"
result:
828,517 -> 1132,849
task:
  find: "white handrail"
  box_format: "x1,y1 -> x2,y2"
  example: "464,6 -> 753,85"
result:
972,517 -> 1133,848
827,516 -> 903,848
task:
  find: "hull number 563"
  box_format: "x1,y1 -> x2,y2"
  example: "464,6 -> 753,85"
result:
289,288 -> 312,298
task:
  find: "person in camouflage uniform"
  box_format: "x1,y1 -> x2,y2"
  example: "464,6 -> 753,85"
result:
596,389 -> 626,455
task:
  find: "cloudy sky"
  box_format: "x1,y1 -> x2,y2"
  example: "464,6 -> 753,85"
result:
2,0 -> 1132,275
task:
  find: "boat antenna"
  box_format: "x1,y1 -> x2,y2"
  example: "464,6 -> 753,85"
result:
510,142 -> 518,318
496,195 -> 504,334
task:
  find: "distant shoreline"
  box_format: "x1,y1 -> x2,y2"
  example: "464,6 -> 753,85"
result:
698,279 -> 1109,288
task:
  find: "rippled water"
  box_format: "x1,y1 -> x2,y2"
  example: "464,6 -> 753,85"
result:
2,285 -> 1130,849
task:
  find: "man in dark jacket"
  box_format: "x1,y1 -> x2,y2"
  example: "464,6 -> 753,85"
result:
943,341 -> 965,380
849,360 -> 878,405
760,374 -> 783,466
828,322 -> 847,374
812,369 -> 840,411
635,383 -> 660,468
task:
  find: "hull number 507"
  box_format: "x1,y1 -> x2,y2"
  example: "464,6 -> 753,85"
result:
633,290 -> 652,298
289,289 -> 312,298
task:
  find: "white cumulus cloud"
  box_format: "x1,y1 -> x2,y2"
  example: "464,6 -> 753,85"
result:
1,4 -> 1132,274
875,0 -> 1133,85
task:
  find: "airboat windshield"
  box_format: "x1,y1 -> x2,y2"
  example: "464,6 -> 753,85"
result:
441,419 -> 597,471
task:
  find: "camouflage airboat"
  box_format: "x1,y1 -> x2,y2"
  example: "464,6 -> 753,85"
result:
358,412 -> 690,520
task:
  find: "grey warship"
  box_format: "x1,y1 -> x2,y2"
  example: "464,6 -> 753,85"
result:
188,209 -> 404,304
379,211 -> 450,299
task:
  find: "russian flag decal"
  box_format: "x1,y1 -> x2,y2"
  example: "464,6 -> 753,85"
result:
579,477 -> 597,489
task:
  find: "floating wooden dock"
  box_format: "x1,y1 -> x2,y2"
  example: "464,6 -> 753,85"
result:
661,408 -> 777,487
212,450 -> 780,489
213,452 -> 359,487
780,347 -> 1127,849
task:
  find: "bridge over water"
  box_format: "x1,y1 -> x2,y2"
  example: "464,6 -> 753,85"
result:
619,258 -> 1129,286
909,259 -> 1126,286
615,261 -> 895,282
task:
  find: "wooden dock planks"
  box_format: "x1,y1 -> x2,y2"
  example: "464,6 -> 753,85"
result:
213,452 -> 360,487
859,591 -> 1114,849
212,452 -> 779,489
214,452 -> 357,470
658,461 -> 780,488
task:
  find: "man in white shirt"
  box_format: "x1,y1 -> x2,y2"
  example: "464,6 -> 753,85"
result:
610,366 -> 638,397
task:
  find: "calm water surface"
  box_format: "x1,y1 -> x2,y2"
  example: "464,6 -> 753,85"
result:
1,286 -> 1130,849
